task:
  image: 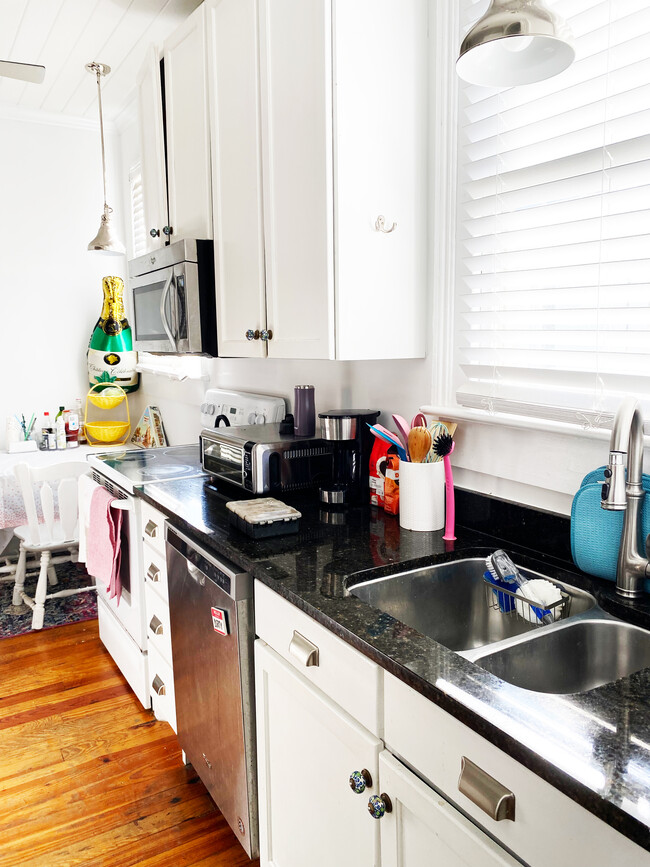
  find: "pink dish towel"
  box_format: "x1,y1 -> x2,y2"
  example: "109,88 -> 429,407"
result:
86,486 -> 123,605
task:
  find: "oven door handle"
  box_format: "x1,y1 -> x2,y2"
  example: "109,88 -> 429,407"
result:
109,499 -> 131,512
159,271 -> 177,352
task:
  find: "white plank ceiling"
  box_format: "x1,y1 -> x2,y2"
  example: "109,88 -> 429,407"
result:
0,0 -> 202,124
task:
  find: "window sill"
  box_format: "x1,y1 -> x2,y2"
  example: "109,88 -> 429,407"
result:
419,404 -> 616,444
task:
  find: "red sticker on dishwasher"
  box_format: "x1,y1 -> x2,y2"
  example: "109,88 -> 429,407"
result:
211,606 -> 229,636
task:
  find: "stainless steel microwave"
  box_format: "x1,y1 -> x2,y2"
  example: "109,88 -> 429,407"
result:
128,239 -> 217,355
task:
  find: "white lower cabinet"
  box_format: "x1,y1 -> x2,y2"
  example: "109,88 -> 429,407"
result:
254,582 -> 650,867
378,751 -> 518,867
141,504 -> 177,733
255,639 -> 381,867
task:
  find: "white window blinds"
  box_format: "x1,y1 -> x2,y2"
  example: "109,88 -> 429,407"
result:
129,163 -> 147,259
455,0 -> 650,427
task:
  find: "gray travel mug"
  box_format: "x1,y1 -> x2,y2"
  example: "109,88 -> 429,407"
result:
294,385 -> 315,437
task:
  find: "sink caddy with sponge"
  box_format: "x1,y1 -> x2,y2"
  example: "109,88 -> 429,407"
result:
484,549 -> 566,625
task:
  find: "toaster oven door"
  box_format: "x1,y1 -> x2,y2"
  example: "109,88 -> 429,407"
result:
202,439 -> 246,488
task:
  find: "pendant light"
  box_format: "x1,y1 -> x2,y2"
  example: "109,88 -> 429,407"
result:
86,62 -> 125,255
457,0 -> 575,87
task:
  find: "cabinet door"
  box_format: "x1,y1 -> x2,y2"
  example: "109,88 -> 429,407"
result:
163,4 -> 213,244
333,0 -> 427,360
255,639 -> 380,867
259,0 -> 335,359
136,46 -> 168,252
378,752 -> 520,867
206,0 -> 267,358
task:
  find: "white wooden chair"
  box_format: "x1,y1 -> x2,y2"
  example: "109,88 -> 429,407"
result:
10,461 -> 95,630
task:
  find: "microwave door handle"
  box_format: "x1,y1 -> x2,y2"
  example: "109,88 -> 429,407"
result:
159,272 -> 177,352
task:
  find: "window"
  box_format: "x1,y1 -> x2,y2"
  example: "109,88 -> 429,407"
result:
129,163 -> 147,259
455,0 -> 650,427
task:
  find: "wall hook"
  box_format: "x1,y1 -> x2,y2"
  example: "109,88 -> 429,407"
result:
375,215 -> 397,233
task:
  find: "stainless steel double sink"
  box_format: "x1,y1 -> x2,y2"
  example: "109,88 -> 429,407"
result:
346,558 -> 650,694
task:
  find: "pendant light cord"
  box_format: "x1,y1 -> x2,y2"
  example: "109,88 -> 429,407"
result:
89,62 -> 110,214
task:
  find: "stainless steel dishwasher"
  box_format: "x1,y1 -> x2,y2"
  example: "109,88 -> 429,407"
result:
166,524 -> 258,859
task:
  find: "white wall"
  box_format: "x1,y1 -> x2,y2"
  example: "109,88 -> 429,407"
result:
0,108 -> 127,449
135,356 -> 431,449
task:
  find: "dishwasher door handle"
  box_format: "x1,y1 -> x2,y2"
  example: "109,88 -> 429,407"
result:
289,630 -> 319,667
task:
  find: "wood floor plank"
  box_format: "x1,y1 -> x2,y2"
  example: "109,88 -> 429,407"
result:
0,620 -> 260,867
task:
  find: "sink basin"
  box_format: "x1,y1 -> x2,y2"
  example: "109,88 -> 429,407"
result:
471,619 -> 650,694
347,557 -> 596,652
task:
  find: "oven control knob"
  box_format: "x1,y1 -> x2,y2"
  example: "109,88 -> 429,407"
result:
255,414 -> 265,424
247,412 -> 256,424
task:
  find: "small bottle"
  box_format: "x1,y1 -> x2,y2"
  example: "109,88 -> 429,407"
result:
55,407 -> 66,450
65,409 -> 80,448
41,411 -> 53,450
75,398 -> 87,445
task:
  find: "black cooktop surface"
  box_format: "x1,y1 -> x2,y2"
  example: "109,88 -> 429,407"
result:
93,443 -> 205,487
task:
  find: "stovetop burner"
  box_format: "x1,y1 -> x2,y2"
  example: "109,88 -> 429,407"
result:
90,444 -> 205,492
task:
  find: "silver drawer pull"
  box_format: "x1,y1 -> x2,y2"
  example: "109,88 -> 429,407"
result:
149,615 -> 164,636
147,563 -> 161,583
289,630 -> 319,667
144,519 -> 159,539
152,674 -> 166,696
458,757 -> 515,822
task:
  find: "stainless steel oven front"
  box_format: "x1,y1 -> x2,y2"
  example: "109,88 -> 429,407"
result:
129,239 -> 216,355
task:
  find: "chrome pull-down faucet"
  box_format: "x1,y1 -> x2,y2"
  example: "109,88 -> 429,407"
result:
601,397 -> 650,598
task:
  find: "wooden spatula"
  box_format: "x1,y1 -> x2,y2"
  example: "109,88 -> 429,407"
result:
407,426 -> 432,463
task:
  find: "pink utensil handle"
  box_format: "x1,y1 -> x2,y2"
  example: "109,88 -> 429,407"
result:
392,414 -> 411,453
411,412 -> 427,428
443,442 -> 456,541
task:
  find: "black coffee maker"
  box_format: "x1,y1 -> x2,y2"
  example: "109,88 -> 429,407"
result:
318,409 -> 380,505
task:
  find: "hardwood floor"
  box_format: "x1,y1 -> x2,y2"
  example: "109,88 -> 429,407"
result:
0,620 -> 260,867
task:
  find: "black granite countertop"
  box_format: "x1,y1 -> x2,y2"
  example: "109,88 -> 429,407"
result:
137,475 -> 650,853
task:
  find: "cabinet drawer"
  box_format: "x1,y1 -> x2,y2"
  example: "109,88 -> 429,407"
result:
384,673 -> 647,867
255,581 -> 381,736
142,543 -> 169,604
148,641 -> 177,733
140,501 -> 166,557
145,581 -> 173,666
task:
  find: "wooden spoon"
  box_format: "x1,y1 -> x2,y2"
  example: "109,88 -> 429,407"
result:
407,426 -> 432,463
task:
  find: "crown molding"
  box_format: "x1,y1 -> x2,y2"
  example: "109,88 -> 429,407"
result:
0,103 -> 118,134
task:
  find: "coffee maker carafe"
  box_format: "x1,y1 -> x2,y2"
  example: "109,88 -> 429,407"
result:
318,409 -> 379,505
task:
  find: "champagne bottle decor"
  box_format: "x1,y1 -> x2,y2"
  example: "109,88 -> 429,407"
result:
87,276 -> 139,392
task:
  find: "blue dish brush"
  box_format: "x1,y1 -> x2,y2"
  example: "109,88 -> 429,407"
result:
485,550 -> 554,625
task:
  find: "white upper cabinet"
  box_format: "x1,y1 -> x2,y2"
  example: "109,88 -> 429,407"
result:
136,4 -> 212,253
207,0 -> 428,360
163,4 -> 212,245
206,0 -> 267,358
136,46 -> 168,253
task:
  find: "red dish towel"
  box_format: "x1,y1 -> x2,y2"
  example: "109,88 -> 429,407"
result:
86,486 -> 123,605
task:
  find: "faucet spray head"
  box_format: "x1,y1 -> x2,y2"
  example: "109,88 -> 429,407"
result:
601,451 -> 627,510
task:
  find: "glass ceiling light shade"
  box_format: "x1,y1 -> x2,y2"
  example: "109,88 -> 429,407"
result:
86,62 -> 125,255
457,0 -> 575,87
